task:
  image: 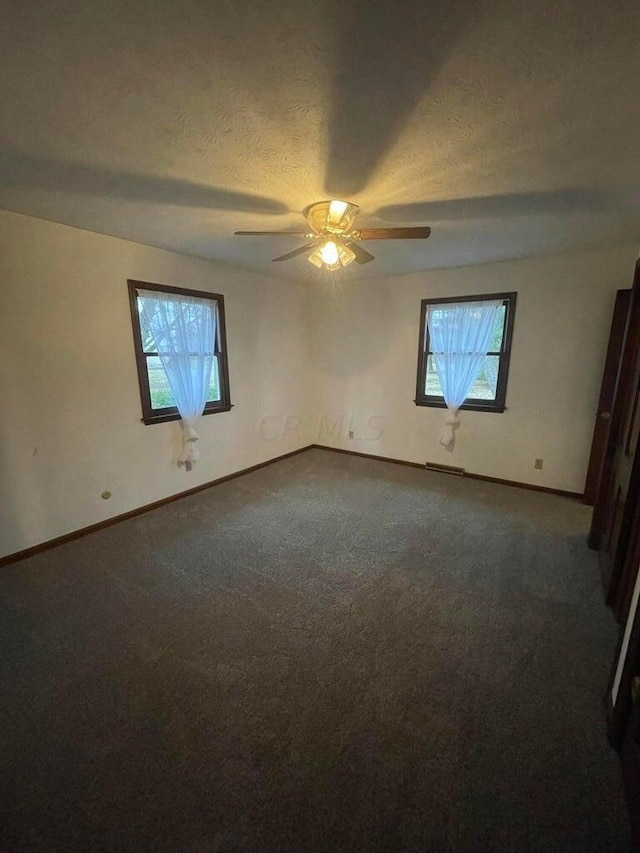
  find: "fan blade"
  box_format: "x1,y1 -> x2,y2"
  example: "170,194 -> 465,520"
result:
234,230 -> 308,236
271,242 -> 317,262
345,241 -> 375,265
357,227 -> 432,240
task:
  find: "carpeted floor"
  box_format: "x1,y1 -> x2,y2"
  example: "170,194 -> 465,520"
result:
0,448 -> 630,851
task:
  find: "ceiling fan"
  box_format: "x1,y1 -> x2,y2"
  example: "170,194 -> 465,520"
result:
234,200 -> 431,271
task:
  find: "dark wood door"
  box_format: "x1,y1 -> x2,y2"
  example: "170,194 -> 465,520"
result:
607,518 -> 640,849
589,261 -> 640,614
583,289 -> 631,505
602,261 -> 640,848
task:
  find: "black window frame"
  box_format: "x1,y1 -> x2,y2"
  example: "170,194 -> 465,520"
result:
415,291 -> 517,413
128,279 -> 232,425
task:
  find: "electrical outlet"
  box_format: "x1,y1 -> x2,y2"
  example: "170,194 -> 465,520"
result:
534,458 -> 544,470
348,430 -> 354,439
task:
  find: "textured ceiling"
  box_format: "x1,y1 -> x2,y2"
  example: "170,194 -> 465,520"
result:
1,0 -> 639,281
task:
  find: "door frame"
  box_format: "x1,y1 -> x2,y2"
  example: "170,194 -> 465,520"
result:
583,288 -> 631,506
604,257 -> 640,748
589,260 -> 640,613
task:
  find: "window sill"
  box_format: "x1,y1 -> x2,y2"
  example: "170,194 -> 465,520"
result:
414,399 -> 506,414
141,404 -> 233,425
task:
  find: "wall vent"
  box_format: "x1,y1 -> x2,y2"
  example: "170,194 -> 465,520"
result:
424,462 -> 465,476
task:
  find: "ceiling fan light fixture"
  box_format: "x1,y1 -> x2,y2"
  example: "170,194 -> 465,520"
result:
337,241 -> 356,266
306,200 -> 359,235
328,199 -> 349,225
309,239 -> 341,270
319,240 -> 340,266
308,238 -> 356,271
308,249 -> 324,269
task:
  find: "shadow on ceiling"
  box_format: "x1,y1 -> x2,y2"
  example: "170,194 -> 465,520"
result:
323,0 -> 476,198
375,188 -> 621,222
0,144 -> 289,215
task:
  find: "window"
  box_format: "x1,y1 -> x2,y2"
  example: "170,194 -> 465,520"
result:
415,292 -> 517,413
128,280 -> 231,425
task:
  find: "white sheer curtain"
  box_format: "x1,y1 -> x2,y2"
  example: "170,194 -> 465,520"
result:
138,289 -> 217,468
427,300 -> 502,446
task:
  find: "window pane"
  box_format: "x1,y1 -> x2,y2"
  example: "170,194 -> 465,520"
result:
426,354 -> 501,402
138,295 -> 215,354
425,355 -> 443,396
208,356 -> 221,402
488,304 -> 506,352
147,356 -> 177,409
146,356 -> 221,410
467,354 -> 500,400
138,305 -> 157,354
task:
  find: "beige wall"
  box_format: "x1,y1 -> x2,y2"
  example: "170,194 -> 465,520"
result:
0,210 -> 311,558
307,246 -> 638,492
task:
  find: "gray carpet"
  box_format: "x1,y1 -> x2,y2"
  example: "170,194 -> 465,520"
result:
0,448 -> 629,851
